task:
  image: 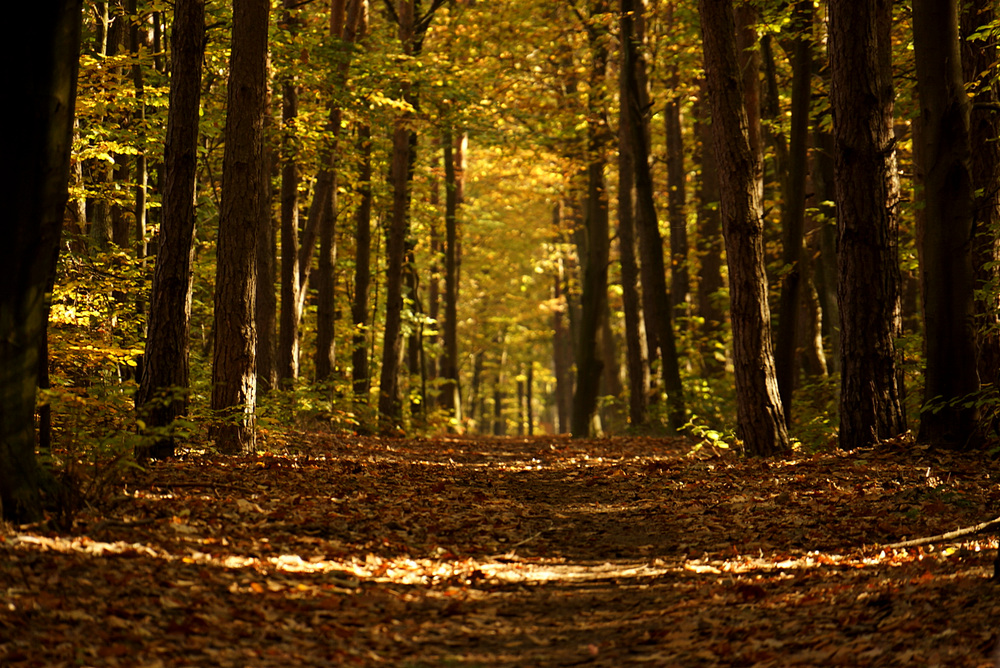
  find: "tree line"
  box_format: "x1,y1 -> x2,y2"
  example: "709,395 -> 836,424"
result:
1,0 -> 997,522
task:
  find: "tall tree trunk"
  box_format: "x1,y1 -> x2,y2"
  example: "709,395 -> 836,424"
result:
552,241 -> 573,434
0,1 -> 80,522
693,85 -> 727,377
277,0 -> 301,383
829,0 -> 906,449
699,0 -> 789,456
961,0 -> 1000,392
571,1 -> 611,437
773,0 -> 813,424
913,0 -> 980,448
351,125 -> 373,400
623,0 -> 686,432
616,43 -> 649,429
256,75 -> 278,395
210,0 -> 269,455
136,0 -> 205,459
440,130 -> 464,424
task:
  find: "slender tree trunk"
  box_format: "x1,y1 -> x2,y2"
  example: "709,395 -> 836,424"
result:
617,69 -> 649,427
773,0 -> 813,424
440,131 -> 464,424
699,0 -> 789,456
352,125 -> 373,400
623,0 -> 686,431
256,75 -> 278,395
829,0 -> 906,449
210,0 -> 269,455
277,0 -> 301,383
571,1 -> 611,437
961,0 -> 1000,391
913,0 -> 980,448
693,85 -> 727,377
136,0 -> 205,459
0,1 -> 80,521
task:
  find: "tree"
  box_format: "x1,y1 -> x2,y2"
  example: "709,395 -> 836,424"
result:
439,130 -> 465,424
623,0 -> 686,432
0,1 -> 81,521
211,0 -> 270,455
828,0 -> 906,449
913,0 -> 980,448
698,0 -> 789,456
137,0 -> 206,458
570,0 -> 612,438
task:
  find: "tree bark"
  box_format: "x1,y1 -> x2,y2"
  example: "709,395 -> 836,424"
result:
277,0 -> 301,383
961,0 -> 1000,392
624,0 -> 685,432
773,0 -> 813,424
0,1 -> 80,521
571,0 -> 611,437
136,0 -> 205,458
829,0 -> 907,449
914,0 -> 980,448
351,125 -> 373,400
699,0 -> 789,456
210,0 -> 269,455
440,130 -> 464,424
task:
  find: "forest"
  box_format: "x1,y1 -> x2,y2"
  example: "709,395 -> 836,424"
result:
2,0 -> 1000,664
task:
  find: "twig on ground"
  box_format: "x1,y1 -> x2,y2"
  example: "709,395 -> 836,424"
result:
882,515 -> 1000,549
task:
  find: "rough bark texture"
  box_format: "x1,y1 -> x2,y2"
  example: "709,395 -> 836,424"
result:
137,0 -> 205,458
829,0 -> 906,449
699,0 -> 789,456
255,65 -> 278,395
616,10 -> 649,428
0,1 -> 80,521
135,0 -> 205,457
961,0 -> 1000,392
623,0 -> 686,432
773,0 -> 813,424
665,99 -> 688,314
914,0 -> 980,448
210,0 -> 269,455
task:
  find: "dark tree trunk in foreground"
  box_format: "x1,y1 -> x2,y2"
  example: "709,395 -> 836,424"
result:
256,68 -> 278,394
829,0 -> 906,449
137,0 -> 205,458
962,0 -> 1000,392
277,0 -> 301,383
211,0 -> 269,455
914,0 -> 980,448
0,2 -> 80,522
440,131 -> 464,425
773,0 -> 813,424
623,0 -> 685,432
699,0 -> 789,456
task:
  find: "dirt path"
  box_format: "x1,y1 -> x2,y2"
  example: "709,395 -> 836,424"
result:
3,434 -> 1000,666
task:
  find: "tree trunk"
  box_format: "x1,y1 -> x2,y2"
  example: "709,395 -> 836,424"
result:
210,0 -> 269,455
552,245 -> 573,434
351,125 -> 373,400
617,53 -> 649,427
699,0 -> 789,456
136,0 -> 204,458
913,0 -> 980,448
623,0 -> 686,432
0,1 -> 80,521
961,0 -> 1000,392
773,0 -> 813,424
693,85 -> 727,377
440,131 -> 464,424
256,82 -> 278,395
571,1 -> 611,438
829,0 -> 907,449
277,0 -> 301,383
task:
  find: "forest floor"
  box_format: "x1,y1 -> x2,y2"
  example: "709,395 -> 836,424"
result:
3,433 -> 1000,666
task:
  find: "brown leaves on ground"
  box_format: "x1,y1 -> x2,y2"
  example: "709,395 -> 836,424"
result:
3,434 -> 1000,666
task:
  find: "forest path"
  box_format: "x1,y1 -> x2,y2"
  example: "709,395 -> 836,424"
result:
3,433 -> 1000,666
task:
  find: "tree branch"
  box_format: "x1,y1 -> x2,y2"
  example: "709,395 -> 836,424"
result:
882,515 -> 1000,549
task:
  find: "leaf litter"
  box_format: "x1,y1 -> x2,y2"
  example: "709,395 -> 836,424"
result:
3,434 -> 1000,666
